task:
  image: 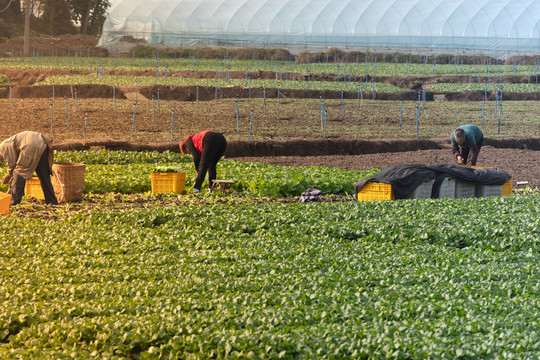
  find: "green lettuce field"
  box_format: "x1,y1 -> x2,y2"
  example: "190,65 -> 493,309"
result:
1,150 -> 540,358
2,51 -> 540,358
3,194 -> 540,358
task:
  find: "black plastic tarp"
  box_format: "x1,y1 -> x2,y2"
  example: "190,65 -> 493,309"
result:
355,163 -> 511,199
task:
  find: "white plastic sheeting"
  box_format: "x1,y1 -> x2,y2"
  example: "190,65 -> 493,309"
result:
98,0 -> 540,55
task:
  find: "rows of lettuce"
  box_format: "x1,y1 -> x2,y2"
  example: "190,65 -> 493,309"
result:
1,56 -> 537,77
2,196 -> 540,357
0,150 -> 376,197
37,75 -> 540,93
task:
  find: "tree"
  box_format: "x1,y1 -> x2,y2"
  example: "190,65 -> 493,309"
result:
24,0 -> 29,55
40,0 -> 76,35
0,0 -> 22,19
68,0 -> 109,35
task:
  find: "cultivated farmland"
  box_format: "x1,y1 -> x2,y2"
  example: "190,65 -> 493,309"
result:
2,41 -> 540,358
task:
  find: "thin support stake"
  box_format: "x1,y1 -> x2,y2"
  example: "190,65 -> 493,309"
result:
132,101 -> 137,132
249,108 -> 254,140
84,113 -> 88,139
324,108 -> 327,139
498,103 -> 502,135
64,96 -> 69,127
170,110 -> 174,143
416,105 -> 419,139
50,102 -> 53,134
236,98 -> 239,132
482,98 -> 485,126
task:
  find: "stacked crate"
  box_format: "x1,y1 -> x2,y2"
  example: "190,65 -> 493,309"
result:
405,180 -> 434,199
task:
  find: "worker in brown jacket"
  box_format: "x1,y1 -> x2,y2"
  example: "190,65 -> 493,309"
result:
0,131 -> 58,205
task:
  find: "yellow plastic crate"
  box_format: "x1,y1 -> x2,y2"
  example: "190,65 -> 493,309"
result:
151,172 -> 186,193
25,177 -> 45,200
502,180 -> 512,196
357,182 -> 394,201
0,192 -> 10,215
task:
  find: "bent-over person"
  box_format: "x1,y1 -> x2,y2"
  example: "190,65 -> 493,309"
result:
0,131 -> 58,205
450,124 -> 483,167
179,131 -> 227,193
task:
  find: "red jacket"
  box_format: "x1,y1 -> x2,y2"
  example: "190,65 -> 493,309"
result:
189,131 -> 211,155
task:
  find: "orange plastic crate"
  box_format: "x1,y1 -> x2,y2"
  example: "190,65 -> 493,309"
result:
151,172 -> 186,193
357,182 -> 394,201
0,192 -> 10,215
25,177 -> 45,200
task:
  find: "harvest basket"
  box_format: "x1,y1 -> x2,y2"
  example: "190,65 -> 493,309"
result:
0,192 -> 10,215
357,182 -> 394,202
151,172 -> 186,193
25,177 -> 45,200
51,162 -> 86,203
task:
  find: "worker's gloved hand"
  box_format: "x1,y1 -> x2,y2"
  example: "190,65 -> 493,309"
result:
1,174 -> 11,184
457,156 -> 465,165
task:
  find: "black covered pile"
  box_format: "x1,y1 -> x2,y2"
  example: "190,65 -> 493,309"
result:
355,164 -> 512,199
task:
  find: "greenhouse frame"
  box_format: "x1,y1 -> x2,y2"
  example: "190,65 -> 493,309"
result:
99,0 -> 540,56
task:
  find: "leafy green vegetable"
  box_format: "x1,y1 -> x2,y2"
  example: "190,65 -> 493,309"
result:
2,196 -> 540,358
152,165 -> 184,173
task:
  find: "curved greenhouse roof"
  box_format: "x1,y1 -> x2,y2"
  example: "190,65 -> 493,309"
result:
99,0 -> 540,56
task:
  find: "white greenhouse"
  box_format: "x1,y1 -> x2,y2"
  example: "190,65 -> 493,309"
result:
99,0 -> 540,56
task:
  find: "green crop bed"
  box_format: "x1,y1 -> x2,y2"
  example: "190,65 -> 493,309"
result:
37,75 -> 405,93
2,196 -> 540,358
0,56 -> 537,77
50,150 -> 376,196
0,150 -> 376,196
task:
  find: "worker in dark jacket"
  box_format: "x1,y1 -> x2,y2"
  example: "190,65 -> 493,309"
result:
179,131 -> 227,193
450,124 -> 483,167
0,131 -> 58,205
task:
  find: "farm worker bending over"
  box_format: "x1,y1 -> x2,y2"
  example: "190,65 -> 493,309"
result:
179,131 -> 227,193
450,124 -> 483,167
0,131 -> 58,206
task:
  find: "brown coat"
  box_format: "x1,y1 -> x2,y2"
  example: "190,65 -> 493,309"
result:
0,131 -> 52,180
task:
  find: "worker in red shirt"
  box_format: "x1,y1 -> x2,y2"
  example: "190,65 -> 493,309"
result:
179,131 -> 227,193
